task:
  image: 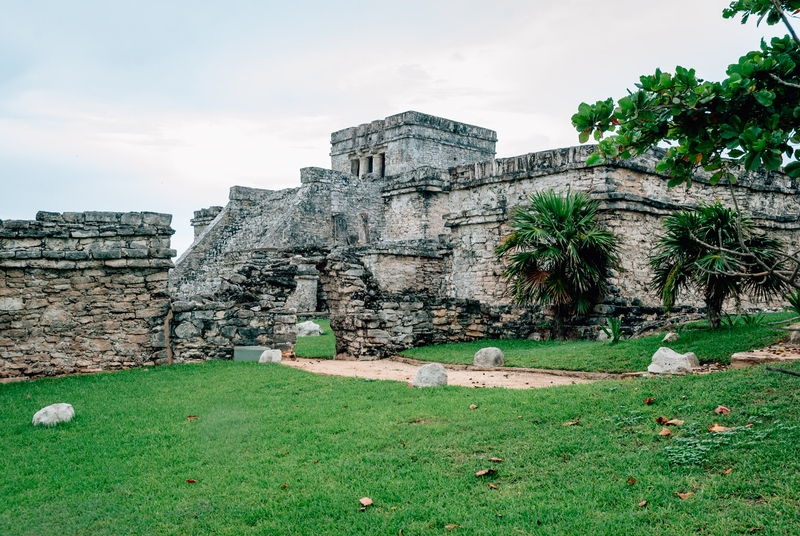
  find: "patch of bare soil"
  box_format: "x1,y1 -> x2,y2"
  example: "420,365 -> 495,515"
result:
281,357 -> 615,389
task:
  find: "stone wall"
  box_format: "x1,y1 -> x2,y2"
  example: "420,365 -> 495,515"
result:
0,211 -> 175,379
322,248 -> 539,360
330,111 -> 498,177
169,251 -> 301,362
175,111 -> 800,361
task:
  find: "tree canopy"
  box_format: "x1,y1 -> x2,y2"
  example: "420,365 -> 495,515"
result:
572,1 -> 800,187
495,189 -> 621,339
650,202 -> 787,328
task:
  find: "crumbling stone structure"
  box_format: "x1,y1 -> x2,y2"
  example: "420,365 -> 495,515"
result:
3,111 -> 798,377
0,211 -> 175,379
174,110 -> 800,361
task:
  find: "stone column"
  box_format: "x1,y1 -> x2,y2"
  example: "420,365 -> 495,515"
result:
373,154 -> 384,178
360,156 -> 371,178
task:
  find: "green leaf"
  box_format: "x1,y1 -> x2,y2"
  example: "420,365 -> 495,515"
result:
754,90 -> 775,106
585,152 -> 606,166
784,161 -> 800,178
579,130 -> 591,144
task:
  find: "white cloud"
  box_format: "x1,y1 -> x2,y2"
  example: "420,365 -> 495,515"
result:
0,0 -> 788,254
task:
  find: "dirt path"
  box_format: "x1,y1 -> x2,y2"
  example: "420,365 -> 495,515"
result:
281,357 -> 620,389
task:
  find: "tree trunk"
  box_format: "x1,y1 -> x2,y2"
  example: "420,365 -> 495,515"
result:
705,287 -> 725,329
553,305 -> 568,340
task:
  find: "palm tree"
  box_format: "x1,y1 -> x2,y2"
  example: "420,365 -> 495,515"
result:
495,189 -> 621,339
650,202 -> 786,329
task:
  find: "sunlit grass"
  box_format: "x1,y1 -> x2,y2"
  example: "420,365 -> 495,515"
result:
401,312 -> 796,373
2,360 -> 800,534
294,318 -> 335,359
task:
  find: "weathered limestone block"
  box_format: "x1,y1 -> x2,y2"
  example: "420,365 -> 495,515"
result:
297,320 -> 324,337
413,363 -> 448,387
473,347 -> 504,367
648,347 -> 699,375
258,349 -> 283,363
789,322 -> 800,344
662,332 -> 680,343
32,403 -> 75,426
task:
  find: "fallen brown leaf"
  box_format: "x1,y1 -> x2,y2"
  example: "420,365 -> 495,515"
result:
709,423 -> 731,433
487,483 -> 499,490
644,397 -> 655,405
748,528 -> 764,534
488,457 -> 503,463
714,405 -> 731,414
469,404 -> 478,410
723,468 -> 733,475
186,415 -> 198,421
666,419 -> 685,426
475,468 -> 497,477
638,500 -> 647,507
675,492 -> 692,500
655,416 -> 669,425
627,477 -> 637,486
444,525 -> 461,531
186,479 -> 197,484
359,497 -> 373,507
563,417 -> 580,426
281,482 -> 288,489
659,427 -> 672,437
745,423 -> 754,428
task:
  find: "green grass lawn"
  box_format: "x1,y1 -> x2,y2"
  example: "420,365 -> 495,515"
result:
400,312 -> 796,374
2,360 -> 800,534
294,318 -> 335,358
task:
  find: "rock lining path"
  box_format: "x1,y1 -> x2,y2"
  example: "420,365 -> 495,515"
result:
281,357 -> 624,389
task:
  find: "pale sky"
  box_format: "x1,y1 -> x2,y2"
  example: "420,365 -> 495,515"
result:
0,1 -> 784,254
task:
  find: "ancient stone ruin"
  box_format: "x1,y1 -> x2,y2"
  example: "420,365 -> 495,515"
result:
2,111 -> 799,378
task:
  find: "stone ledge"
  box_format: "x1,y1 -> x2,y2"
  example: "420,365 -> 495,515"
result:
730,346 -> 800,369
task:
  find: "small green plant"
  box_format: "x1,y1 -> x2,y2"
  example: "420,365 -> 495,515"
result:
600,316 -> 623,343
740,312 -> 766,326
722,312 -> 739,329
787,289 -> 800,316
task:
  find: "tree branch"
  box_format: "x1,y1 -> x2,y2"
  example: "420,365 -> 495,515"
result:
766,366 -> 800,377
768,72 -> 800,89
771,0 -> 800,47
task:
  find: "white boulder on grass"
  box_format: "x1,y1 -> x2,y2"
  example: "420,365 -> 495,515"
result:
413,363 -> 448,387
32,403 -> 75,426
297,321 -> 324,337
258,349 -> 283,363
648,347 -> 700,375
473,347 -> 504,367
662,332 -> 680,343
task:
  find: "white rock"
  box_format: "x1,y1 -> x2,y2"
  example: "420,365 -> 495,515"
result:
662,332 -> 680,343
258,349 -> 283,363
413,363 -> 448,387
648,347 -> 700,375
788,322 -> 800,344
32,403 -> 75,426
297,320 -> 324,337
473,347 -> 504,367
596,330 -> 609,341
